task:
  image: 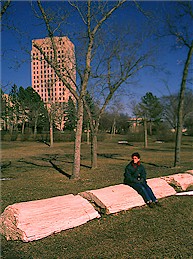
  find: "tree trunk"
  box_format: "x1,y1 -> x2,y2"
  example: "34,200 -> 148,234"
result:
34,117 -> 38,139
91,132 -> 98,169
112,118 -> 116,135
50,114 -> 53,147
110,118 -> 116,140
149,120 -> 152,136
9,123 -> 13,136
174,44 -> 193,167
71,99 -> 84,179
144,118 -> 148,148
21,121 -> 25,135
87,122 -> 90,145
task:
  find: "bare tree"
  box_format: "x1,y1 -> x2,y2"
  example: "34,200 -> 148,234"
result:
175,45 -> 193,166
0,0 -> 11,19
78,5 -> 157,167
33,0 -> 127,178
84,45 -> 152,167
163,2 -> 193,166
161,88 -> 193,132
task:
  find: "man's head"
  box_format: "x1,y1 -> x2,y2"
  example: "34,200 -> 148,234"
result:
131,152 -> 140,159
131,152 -> 140,163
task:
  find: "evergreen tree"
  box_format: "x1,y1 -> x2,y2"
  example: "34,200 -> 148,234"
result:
137,92 -> 163,135
83,91 -> 99,131
64,97 -> 77,131
23,87 -> 48,136
9,84 -> 20,133
133,92 -> 163,148
0,88 -> 8,130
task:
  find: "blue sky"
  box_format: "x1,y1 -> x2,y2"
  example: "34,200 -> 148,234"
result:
1,1 -> 192,113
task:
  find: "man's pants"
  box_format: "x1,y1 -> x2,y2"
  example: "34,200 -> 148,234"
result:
129,182 -> 157,203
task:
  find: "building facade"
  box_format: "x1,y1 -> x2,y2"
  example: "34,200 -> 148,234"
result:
31,36 -> 76,104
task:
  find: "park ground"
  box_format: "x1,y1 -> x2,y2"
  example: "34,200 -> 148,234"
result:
1,135 -> 193,258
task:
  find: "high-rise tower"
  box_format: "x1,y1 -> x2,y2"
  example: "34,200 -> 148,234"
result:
31,36 -> 76,104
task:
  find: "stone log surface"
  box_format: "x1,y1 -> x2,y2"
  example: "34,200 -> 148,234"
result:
147,177 -> 177,198
1,172 -> 192,242
162,173 -> 193,191
176,191 -> 193,196
80,177 -> 176,215
0,194 -> 100,242
80,184 -> 146,214
186,170 -> 193,175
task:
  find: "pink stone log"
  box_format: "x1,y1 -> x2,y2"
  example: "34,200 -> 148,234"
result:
162,173 -> 193,191
0,194 -> 100,242
80,184 -> 146,214
176,191 -> 193,196
80,178 -> 176,215
186,170 -> 193,175
147,178 -> 176,199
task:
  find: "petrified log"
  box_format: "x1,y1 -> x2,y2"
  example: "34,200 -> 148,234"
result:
0,194 -> 100,242
80,184 -> 145,214
1,172 -> 192,242
147,177 -> 177,198
176,191 -> 193,196
186,170 -> 193,175
162,173 -> 193,191
80,177 -> 176,215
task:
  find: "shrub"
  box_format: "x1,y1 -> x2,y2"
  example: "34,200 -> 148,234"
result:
54,131 -> 75,142
127,132 -> 144,142
155,130 -> 175,142
1,131 -> 11,141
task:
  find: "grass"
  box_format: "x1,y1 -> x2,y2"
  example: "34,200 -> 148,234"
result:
1,135 -> 193,258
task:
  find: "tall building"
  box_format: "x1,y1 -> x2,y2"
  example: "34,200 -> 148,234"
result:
31,36 -> 76,104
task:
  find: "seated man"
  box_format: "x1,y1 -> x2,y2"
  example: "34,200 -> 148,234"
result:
124,152 -> 161,208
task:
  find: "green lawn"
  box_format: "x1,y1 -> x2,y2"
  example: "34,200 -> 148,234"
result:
1,136 -> 193,258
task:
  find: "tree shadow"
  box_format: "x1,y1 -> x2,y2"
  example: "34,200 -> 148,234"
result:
18,156 -> 91,177
143,162 -> 171,168
0,161 -> 11,170
64,160 -> 91,169
80,163 -> 92,169
144,148 -> 174,152
98,153 -> 126,161
38,140 -> 51,147
18,159 -> 50,168
49,160 -> 71,179
98,153 -> 120,159
99,154 -> 173,169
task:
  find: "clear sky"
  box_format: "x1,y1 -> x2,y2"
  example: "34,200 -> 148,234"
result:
1,1 -> 192,113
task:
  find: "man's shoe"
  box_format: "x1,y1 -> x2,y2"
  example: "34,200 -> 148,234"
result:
154,201 -> 162,207
147,201 -> 154,208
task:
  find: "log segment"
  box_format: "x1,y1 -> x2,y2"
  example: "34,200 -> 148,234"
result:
80,178 -> 176,215
162,173 -> 193,191
1,172 -> 192,242
0,194 -> 100,242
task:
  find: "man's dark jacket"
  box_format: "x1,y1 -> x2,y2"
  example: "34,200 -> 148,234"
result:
124,161 -> 147,184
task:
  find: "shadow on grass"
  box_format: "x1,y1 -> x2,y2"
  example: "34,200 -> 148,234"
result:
0,161 -> 11,169
18,159 -> 51,168
144,148 -> 174,152
49,160 -> 71,179
38,140 -> 50,147
44,154 -> 91,169
143,162 -> 171,168
98,153 -> 126,160
98,154 -> 171,168
55,159 -> 92,169
18,156 -> 91,177
49,159 -> 91,178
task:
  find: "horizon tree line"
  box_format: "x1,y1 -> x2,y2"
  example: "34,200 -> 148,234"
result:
1,85 -> 193,137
